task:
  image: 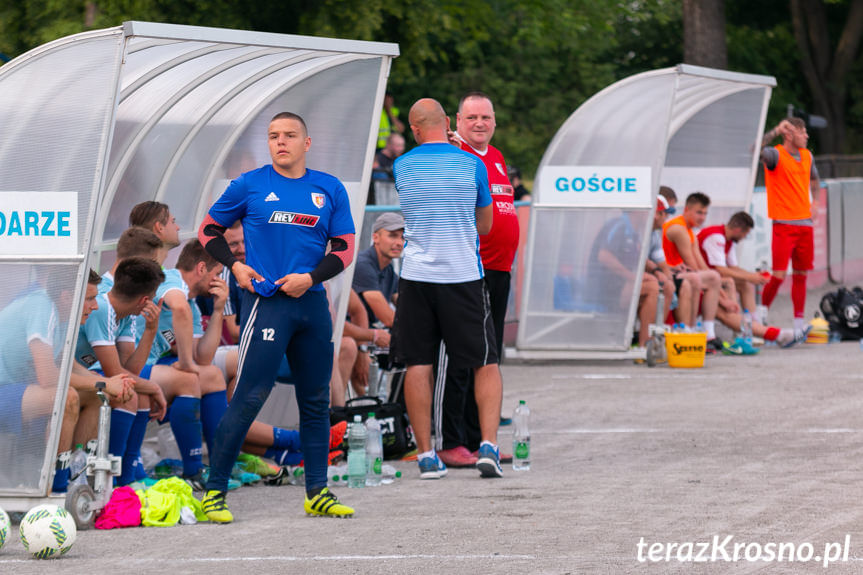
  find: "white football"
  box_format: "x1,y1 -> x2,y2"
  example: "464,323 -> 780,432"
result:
19,504 -> 76,559
0,506 -> 9,551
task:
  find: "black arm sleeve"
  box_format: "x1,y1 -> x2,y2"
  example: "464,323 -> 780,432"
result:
308,234 -> 354,285
198,215 -> 238,269
308,254 -> 345,285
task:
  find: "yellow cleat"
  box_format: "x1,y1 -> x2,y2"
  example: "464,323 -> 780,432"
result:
202,490 -> 233,523
304,487 -> 354,518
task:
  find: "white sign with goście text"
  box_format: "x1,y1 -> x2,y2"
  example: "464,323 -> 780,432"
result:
538,166 -> 652,208
0,192 -> 78,256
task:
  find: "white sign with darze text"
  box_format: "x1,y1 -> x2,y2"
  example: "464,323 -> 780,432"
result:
538,166 -> 652,208
0,192 -> 78,255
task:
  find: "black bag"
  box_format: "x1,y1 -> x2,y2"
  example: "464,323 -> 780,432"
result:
819,286 -> 863,340
330,397 -> 414,460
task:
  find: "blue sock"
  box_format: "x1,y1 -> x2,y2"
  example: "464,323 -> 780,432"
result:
119,409 -> 150,485
109,409 -> 135,459
272,426 -> 301,451
168,396 -> 203,477
264,447 -> 302,467
52,451 -> 71,493
201,390 -> 228,456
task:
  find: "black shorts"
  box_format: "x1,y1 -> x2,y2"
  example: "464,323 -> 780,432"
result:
672,273 -> 684,296
393,278 -> 498,370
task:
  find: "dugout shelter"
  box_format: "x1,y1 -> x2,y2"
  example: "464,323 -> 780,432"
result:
0,21 -> 397,507
515,65 -> 776,359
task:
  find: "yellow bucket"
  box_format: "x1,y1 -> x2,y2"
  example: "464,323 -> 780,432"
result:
664,332 -> 707,368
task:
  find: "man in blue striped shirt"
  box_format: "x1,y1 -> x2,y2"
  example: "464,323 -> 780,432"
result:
393,98 -> 504,479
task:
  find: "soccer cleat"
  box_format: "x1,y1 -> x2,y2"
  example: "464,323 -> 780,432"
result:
437,446 -> 478,468
783,325 -> 812,349
722,341 -> 744,355
737,338 -> 759,355
202,490 -> 233,523
705,338 -> 724,354
476,443 -> 503,478
304,487 -> 354,517
183,471 -> 207,492
417,452 -> 447,479
264,465 -> 304,486
236,453 -> 280,477
330,420 -> 348,451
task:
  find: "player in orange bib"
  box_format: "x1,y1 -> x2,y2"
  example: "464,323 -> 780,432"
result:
662,192 -> 724,353
760,117 -> 821,338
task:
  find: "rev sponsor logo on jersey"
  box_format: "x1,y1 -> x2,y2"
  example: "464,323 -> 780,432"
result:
161,328 -> 176,347
80,354 -> 97,368
311,193 -> 325,209
495,162 -> 506,176
269,211 -> 320,227
491,184 -> 514,196
265,192 -> 280,202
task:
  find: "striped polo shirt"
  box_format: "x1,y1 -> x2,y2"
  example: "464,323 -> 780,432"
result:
393,142 -> 491,283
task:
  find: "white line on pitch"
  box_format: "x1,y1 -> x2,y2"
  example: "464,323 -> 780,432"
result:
552,373 -> 729,380
139,554 -> 535,563
0,554 -> 536,566
546,428 -> 660,434
544,428 -> 863,434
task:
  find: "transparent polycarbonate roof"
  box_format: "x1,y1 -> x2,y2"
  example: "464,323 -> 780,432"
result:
96,22 -> 398,249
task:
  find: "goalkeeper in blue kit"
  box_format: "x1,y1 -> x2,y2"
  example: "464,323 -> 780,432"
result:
198,112 -> 356,521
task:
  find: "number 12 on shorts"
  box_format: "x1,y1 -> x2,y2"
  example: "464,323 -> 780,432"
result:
262,328 -> 275,341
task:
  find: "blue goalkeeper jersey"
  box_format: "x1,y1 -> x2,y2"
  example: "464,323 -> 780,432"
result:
208,165 -> 355,293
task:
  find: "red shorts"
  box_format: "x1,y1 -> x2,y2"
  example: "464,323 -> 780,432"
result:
772,222 -> 813,272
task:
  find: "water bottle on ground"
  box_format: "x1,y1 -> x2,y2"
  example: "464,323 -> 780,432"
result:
69,444 -> 88,486
365,412 -> 383,487
741,309 -> 753,343
756,304 -> 769,326
347,415 -> 367,488
512,400 -> 531,471
328,464 -> 348,487
381,464 -> 402,485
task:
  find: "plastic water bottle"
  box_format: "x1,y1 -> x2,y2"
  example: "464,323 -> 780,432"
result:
512,401 -> 531,471
376,372 -> 390,402
381,464 -> 402,485
69,444 -> 88,486
365,413 -> 383,487
347,415 -> 367,488
756,304 -> 769,326
328,464 -> 348,487
742,309 -> 753,342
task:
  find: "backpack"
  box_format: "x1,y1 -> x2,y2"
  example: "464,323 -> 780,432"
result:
819,286 -> 863,340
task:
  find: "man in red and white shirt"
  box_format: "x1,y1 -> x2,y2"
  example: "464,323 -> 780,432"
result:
433,92 -> 519,468
698,212 -> 800,347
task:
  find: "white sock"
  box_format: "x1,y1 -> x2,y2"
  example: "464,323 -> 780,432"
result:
480,440 -> 497,450
704,320 -> 716,339
418,450 -> 435,460
794,317 -> 806,333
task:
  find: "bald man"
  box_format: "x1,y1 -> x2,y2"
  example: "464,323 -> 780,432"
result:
392,98 -> 504,480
